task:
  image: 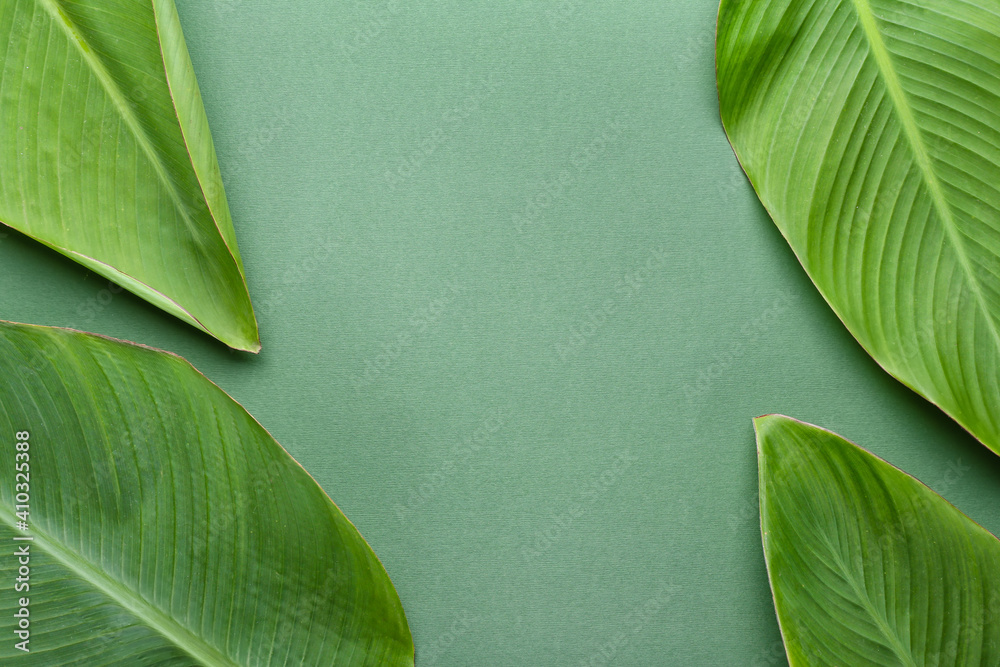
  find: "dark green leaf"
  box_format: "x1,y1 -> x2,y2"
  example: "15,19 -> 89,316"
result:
757,414 -> 1000,665
0,321 -> 412,665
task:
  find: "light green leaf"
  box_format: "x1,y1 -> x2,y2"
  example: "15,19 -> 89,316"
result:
0,321 -> 412,665
756,414 -> 1000,666
0,1 -> 259,351
718,0 -> 1000,453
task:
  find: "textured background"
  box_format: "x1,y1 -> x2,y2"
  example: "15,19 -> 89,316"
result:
3,1 -> 999,665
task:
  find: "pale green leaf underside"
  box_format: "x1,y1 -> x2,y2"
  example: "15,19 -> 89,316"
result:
718,0 -> 1000,452
0,0 -> 259,351
756,415 -> 1000,666
0,321 -> 412,665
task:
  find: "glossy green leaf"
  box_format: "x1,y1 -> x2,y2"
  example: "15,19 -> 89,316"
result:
0,321 -> 412,665
756,414 -> 1000,665
0,1 -> 259,351
718,0 -> 1000,453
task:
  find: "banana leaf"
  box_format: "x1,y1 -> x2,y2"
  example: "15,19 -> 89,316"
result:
0,1 -> 259,351
0,321 -> 412,665
718,0 -> 1000,453
757,414 -> 1000,665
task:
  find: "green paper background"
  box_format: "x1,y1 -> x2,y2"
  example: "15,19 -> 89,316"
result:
4,1 -> 1000,665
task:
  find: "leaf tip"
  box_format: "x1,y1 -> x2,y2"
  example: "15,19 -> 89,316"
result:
752,414 -> 800,465
241,340 -> 262,354
752,413 -> 785,436
223,327 -> 261,354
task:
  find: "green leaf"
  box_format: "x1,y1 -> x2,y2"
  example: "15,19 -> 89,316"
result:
0,1 -> 259,352
756,414 -> 1000,665
0,321 -> 412,665
717,0 -> 1000,453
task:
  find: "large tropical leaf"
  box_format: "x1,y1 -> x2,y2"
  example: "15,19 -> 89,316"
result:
756,414 -> 1000,665
0,321 -> 412,665
718,0 -> 1000,453
0,1 -> 259,351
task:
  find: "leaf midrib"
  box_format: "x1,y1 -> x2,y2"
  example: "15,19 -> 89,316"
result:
0,506 -> 237,666
32,0 -> 203,242
848,0 -> 1000,356
818,533 -> 917,667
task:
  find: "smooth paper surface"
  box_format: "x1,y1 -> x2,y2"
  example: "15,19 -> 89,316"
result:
3,1 -> 1000,665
